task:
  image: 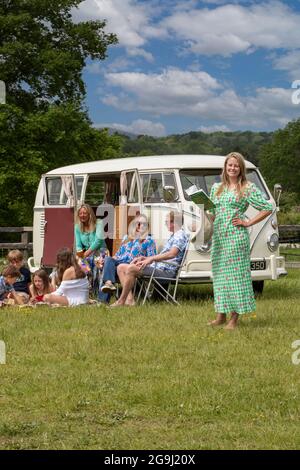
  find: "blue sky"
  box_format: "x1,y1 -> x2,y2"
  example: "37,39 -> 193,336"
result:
73,0 -> 300,136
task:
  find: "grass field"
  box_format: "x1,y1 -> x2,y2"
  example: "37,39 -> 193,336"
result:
0,269 -> 300,450
280,247 -> 300,261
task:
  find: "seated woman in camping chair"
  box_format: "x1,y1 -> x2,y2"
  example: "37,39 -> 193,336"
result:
112,210 -> 189,307
99,214 -> 156,305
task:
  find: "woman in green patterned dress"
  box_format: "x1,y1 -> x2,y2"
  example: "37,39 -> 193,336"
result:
208,152 -> 273,330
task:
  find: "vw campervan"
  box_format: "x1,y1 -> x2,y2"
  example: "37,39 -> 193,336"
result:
29,155 -> 287,293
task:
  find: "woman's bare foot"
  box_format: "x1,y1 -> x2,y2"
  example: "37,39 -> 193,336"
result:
224,312 -> 239,330
125,300 -> 136,306
109,301 -> 125,308
207,313 -> 226,326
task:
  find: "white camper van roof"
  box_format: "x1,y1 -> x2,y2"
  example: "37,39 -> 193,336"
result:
47,154 -> 256,175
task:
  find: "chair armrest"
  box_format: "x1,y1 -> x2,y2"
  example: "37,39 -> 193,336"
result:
153,260 -> 178,267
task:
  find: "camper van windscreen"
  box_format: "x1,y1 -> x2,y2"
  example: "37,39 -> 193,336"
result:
180,169 -> 270,201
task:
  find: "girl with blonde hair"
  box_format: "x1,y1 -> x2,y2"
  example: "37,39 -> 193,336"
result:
208,152 -> 273,329
216,152 -> 248,198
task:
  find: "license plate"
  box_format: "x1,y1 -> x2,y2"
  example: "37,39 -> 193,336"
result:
251,260 -> 266,270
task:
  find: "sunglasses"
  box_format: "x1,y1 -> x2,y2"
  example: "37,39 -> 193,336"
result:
137,221 -> 147,227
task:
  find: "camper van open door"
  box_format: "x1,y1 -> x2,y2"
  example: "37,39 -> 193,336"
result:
42,174 -> 77,266
113,169 -> 142,255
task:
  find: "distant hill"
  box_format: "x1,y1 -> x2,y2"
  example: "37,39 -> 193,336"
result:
116,130 -> 274,166
106,128 -> 137,139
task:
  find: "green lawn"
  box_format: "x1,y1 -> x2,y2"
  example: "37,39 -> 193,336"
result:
280,248 -> 300,261
0,270 -> 300,450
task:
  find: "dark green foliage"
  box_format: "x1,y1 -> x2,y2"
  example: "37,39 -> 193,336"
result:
0,103 -> 121,226
259,119 -> 300,199
0,0 -> 120,226
0,0 -> 117,110
119,130 -> 274,165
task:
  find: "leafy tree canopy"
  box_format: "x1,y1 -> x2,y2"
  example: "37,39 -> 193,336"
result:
0,0 -> 117,110
259,119 -> 300,199
0,103 -> 121,226
117,130 -> 274,166
0,0 -> 120,226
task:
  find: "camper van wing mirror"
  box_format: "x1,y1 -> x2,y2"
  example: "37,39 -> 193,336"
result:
163,185 -> 177,202
273,183 -> 282,209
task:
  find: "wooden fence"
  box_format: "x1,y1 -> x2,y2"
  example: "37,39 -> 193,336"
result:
0,225 -> 299,261
278,225 -> 300,244
0,226 -> 33,260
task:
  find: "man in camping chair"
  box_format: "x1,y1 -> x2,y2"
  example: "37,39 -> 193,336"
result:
111,210 -> 189,307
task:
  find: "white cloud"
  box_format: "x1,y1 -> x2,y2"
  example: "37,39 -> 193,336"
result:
199,125 -> 232,133
86,57 -> 135,74
161,2 -> 300,57
85,62 -> 103,74
126,48 -> 154,62
96,119 -> 166,137
273,50 -> 300,81
73,0 -> 163,61
103,68 -> 221,113
101,68 -> 300,130
73,1 -> 300,62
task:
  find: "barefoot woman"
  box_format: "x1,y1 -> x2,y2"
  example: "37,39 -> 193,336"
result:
208,152 -> 273,330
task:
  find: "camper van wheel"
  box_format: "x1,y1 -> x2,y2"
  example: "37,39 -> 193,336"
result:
252,280 -> 264,296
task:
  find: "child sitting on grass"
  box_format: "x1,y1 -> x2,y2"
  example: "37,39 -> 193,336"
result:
29,269 -> 54,303
44,248 -> 89,307
7,250 -> 31,304
0,265 -> 23,306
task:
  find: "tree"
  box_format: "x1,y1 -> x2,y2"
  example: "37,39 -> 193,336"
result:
0,103 -> 122,226
0,0 -> 117,110
0,1 -> 120,226
259,119 -> 300,199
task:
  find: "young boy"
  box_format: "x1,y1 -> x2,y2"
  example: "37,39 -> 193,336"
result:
7,250 -> 31,304
0,265 -> 22,306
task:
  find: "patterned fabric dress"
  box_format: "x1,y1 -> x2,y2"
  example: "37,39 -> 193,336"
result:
209,182 -> 273,315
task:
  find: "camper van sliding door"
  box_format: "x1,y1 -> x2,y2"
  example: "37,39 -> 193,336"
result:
42,174 -> 77,266
113,169 -> 142,255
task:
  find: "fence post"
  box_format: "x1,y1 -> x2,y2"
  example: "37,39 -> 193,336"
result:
21,230 -> 29,260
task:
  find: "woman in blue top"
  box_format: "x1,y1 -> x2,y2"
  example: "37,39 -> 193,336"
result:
75,204 -> 106,273
99,214 -> 156,304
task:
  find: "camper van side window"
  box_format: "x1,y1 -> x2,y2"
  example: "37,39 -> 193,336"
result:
45,177 -> 68,205
246,171 -> 270,200
141,173 -> 163,203
140,172 -> 177,203
85,179 -> 105,206
85,176 -> 119,206
75,176 -> 84,203
127,172 -> 139,203
162,173 -> 178,201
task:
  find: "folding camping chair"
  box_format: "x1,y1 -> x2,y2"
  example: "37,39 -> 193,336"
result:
136,236 -> 190,305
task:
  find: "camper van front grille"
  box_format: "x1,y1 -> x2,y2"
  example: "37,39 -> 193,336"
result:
40,212 -> 45,239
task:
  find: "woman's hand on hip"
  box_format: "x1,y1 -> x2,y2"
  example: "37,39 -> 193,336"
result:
232,217 -> 249,227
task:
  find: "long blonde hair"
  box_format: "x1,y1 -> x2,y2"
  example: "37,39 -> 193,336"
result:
77,204 -> 96,232
127,214 -> 149,243
216,152 -> 248,198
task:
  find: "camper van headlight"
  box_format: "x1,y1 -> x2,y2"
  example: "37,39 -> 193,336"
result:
267,233 -> 279,252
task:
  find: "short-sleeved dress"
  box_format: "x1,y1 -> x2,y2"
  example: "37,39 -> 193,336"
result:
209,182 -> 273,315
